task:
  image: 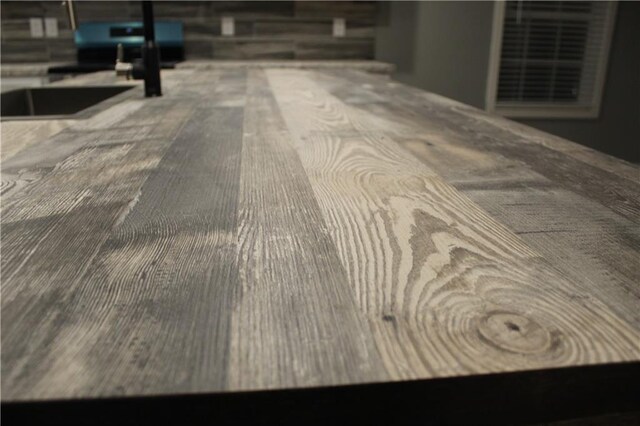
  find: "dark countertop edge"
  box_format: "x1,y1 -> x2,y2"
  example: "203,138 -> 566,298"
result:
3,361 -> 639,426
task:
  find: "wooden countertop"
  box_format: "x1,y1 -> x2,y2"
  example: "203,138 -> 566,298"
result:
1,68 -> 639,415
176,59 -> 395,74
0,62 -> 67,77
0,60 -> 395,77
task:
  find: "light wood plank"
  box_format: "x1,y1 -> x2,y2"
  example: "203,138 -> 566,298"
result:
229,69 -> 386,390
312,69 -> 640,329
0,119 -> 72,162
268,69 -> 640,380
318,70 -> 640,223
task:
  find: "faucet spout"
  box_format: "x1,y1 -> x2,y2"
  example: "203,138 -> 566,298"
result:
141,1 -> 162,97
64,0 -> 162,97
62,0 -> 78,31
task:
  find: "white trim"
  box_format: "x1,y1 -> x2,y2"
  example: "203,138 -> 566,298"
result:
492,106 -> 599,119
485,0 -> 506,113
591,0 -> 617,118
485,0 -> 618,119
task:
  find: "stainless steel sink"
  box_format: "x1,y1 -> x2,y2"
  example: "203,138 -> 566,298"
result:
1,86 -> 135,118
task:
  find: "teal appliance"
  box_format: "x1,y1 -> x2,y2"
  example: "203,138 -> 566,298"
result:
48,20 -> 183,74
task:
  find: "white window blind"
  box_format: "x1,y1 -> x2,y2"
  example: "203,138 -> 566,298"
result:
487,1 -> 617,118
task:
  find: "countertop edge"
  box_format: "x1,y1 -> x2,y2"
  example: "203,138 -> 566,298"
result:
176,60 -> 396,74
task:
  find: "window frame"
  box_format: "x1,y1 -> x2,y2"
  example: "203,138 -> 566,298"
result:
485,0 -> 618,119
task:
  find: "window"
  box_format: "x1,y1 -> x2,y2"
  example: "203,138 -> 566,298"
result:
486,1 -> 617,118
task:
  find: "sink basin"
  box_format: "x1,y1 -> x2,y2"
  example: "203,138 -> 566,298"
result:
1,86 -> 134,118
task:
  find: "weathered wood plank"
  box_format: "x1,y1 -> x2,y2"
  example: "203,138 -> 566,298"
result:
229,69 -> 385,390
1,99 -> 194,400
0,119 -> 72,162
268,69 -> 640,380
317,70 -> 640,223
1,99 -> 146,200
28,103 -> 245,398
312,69 -> 640,328
2,66 -> 639,406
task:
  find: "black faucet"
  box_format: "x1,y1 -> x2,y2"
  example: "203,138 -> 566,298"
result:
64,0 -> 162,97
138,1 -> 162,97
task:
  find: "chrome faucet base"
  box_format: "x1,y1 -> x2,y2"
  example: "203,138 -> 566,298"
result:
115,61 -> 133,80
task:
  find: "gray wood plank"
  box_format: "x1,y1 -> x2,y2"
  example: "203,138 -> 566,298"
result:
228,69 -> 386,390
1,99 -> 147,201
268,69 -> 640,380
1,100 -> 195,400
2,66 -> 639,403
295,40 -> 374,60
40,103 -> 245,398
253,21 -> 332,37
212,40 -> 295,60
318,70 -> 640,223
0,119 -> 73,162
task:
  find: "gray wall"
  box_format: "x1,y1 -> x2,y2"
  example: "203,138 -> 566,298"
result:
1,1 -> 377,62
376,1 -> 640,163
375,1 -> 494,109
374,2 -> 418,85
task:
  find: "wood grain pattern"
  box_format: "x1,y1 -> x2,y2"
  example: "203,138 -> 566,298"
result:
229,70 -> 385,390
2,98 -> 195,398
318,70 -> 640,223
1,99 -> 146,201
267,69 -> 640,379
29,101 -> 245,398
0,119 -> 72,162
1,67 -> 639,403
310,69 -> 640,329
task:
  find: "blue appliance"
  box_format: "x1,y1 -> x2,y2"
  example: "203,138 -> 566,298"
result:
49,21 -> 183,74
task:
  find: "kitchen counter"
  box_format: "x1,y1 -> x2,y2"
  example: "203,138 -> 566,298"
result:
0,60 -> 395,77
0,62 -> 66,77
1,62 -> 72,93
177,59 -> 395,74
2,67 -> 639,423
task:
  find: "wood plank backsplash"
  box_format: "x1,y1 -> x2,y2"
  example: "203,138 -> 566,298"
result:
0,1 -> 377,63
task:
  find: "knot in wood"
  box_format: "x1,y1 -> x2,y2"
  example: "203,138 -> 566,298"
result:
477,311 -> 554,355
